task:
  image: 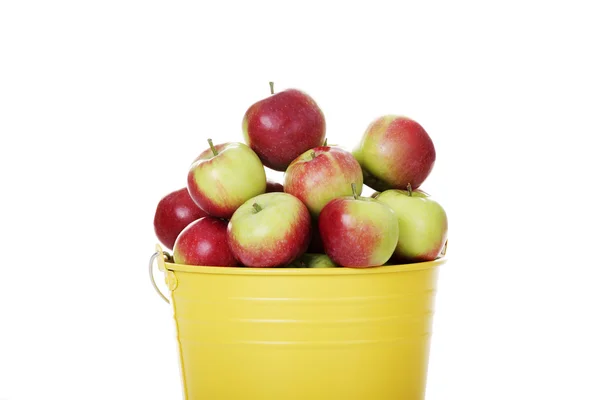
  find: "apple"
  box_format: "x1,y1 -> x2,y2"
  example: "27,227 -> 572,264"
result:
319,184 -> 399,268
265,179 -> 284,193
227,192 -> 311,267
284,146 -> 363,218
173,217 -> 239,267
286,253 -> 337,268
353,115 -> 436,191
153,187 -> 209,250
373,188 -> 427,199
187,139 -> 267,219
307,222 -> 324,253
242,82 -> 326,171
376,184 -> 448,262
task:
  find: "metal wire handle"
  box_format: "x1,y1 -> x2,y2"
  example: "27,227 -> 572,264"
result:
149,250 -> 171,304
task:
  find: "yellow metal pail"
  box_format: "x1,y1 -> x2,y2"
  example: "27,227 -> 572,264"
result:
150,244 -> 446,400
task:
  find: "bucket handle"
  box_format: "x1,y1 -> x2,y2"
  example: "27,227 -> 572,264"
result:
149,250 -> 171,304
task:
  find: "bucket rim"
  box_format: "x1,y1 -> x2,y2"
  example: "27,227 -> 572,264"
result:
163,256 -> 447,276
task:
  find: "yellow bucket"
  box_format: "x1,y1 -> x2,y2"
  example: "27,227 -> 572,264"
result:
150,243 -> 446,400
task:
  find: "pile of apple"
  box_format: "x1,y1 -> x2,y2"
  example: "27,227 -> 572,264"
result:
153,83 -> 448,268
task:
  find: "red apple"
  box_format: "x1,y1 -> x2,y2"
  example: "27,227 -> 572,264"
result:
187,139 -> 266,219
242,82 -> 326,171
173,217 -> 239,267
227,192 -> 311,267
153,187 -> 209,250
319,184 -> 399,268
284,146 -> 363,217
353,115 -> 436,191
265,179 -> 284,193
307,222 -> 324,253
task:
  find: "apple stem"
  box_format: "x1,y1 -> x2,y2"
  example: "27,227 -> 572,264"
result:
311,151 -> 316,159
269,81 -> 275,95
208,138 -> 218,156
252,203 -> 262,213
407,183 -> 412,196
323,138 -> 328,146
351,183 -> 358,200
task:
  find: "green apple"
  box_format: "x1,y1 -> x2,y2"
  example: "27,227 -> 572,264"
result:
286,253 -> 338,268
376,185 -> 448,262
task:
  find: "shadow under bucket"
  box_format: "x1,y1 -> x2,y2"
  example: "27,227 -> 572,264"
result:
150,244 -> 446,400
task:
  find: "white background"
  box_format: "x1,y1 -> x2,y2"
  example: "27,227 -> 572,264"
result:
1,1 -> 599,399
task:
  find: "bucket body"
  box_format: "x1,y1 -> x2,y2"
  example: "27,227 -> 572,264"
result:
158,250 -> 444,400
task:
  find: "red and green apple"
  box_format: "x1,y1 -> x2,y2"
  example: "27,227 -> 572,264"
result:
187,140 -> 266,219
227,192 -> 311,267
353,115 -> 436,191
318,184 -> 399,267
284,146 -> 363,218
